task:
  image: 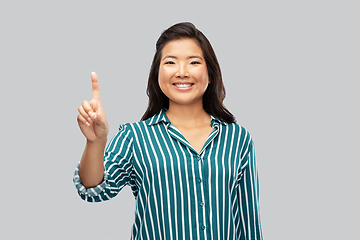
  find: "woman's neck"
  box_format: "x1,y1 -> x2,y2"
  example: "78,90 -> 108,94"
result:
166,101 -> 210,128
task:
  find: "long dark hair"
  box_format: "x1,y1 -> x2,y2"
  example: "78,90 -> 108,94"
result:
141,22 -> 236,123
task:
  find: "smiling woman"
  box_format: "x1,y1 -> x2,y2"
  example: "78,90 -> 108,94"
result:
142,22 -> 235,124
74,22 -> 263,240
158,38 -> 210,108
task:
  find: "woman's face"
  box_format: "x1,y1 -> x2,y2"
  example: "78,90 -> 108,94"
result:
158,38 -> 209,108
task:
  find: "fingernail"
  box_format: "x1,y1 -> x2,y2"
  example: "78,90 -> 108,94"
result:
93,114 -> 97,119
85,122 -> 90,126
87,117 -> 92,123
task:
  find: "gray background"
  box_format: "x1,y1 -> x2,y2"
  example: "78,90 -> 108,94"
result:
1,1 -> 359,239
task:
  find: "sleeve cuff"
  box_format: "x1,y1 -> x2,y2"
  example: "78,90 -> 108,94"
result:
73,162 -> 108,197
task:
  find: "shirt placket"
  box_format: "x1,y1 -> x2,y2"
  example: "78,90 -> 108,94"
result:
199,124 -> 219,238
167,122 -> 220,238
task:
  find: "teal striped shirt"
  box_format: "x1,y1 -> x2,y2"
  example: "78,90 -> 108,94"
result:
73,109 -> 263,240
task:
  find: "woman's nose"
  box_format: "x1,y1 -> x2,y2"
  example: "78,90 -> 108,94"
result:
175,64 -> 190,78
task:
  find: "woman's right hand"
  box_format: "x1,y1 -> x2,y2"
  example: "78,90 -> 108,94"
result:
77,72 -> 109,143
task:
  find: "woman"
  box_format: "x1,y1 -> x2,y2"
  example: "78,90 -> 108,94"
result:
74,22 -> 263,240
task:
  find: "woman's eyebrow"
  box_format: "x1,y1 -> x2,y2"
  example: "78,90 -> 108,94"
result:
162,55 -> 177,60
188,55 -> 203,60
162,55 -> 203,60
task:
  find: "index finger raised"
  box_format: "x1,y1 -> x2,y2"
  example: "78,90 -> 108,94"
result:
91,72 -> 101,100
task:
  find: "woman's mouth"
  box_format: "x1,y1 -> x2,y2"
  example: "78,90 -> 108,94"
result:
173,83 -> 194,91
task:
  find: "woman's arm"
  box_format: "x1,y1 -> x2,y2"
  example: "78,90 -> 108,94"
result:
78,139 -> 106,188
239,141 -> 263,240
77,72 -> 109,188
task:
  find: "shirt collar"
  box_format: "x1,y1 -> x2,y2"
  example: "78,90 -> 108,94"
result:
147,108 -> 171,126
210,114 -> 228,126
147,108 -> 228,126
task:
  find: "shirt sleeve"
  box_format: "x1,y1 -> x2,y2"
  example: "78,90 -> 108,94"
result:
237,141 -> 263,239
73,124 -> 137,202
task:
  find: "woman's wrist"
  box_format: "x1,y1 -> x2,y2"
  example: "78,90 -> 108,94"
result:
86,137 -> 107,146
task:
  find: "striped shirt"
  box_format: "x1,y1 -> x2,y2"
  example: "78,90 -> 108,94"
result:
73,108 -> 263,240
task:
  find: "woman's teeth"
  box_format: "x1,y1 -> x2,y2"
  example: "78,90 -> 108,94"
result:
175,84 -> 192,87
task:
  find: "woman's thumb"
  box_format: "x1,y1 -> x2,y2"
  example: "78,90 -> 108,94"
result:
89,110 -> 106,127
88,111 -> 99,122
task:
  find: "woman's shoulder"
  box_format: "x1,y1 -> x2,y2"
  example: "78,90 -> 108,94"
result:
214,117 -> 250,135
227,121 -> 247,130
225,121 -> 254,144
226,122 -> 255,160
117,119 -> 146,131
117,113 -> 162,132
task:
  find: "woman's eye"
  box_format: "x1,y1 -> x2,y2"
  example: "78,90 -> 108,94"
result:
165,61 -> 175,65
190,61 -> 200,65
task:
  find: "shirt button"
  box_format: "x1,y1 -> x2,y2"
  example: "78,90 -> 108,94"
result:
200,201 -> 205,207
198,178 -> 202,183
197,156 -> 202,161
201,225 -> 206,230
